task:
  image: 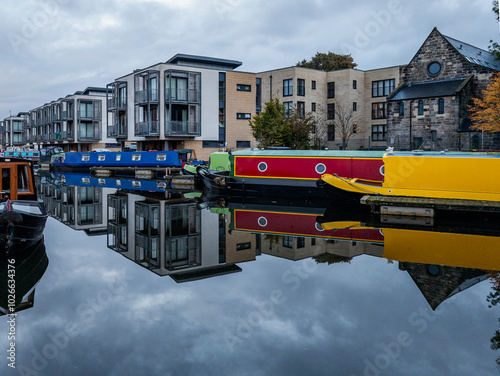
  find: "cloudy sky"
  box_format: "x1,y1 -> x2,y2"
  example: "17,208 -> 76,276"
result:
1,0 -> 499,119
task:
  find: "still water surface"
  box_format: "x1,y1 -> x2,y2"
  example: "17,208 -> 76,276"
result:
1,173 -> 499,376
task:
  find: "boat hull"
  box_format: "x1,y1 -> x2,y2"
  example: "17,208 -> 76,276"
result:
0,201 -> 48,257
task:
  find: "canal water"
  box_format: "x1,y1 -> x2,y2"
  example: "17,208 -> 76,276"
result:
1,172 -> 499,375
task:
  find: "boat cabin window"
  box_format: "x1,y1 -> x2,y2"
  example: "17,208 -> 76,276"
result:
1,169 -> 10,193
17,165 -> 31,192
82,155 -> 90,162
98,154 -> 106,161
132,154 -> 141,161
156,154 -> 166,161
0,163 -> 34,200
116,154 -> 121,161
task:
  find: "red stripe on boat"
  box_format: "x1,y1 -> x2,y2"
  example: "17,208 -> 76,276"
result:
234,210 -> 384,242
234,156 -> 384,182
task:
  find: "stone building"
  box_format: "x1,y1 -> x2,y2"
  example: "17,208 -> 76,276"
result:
387,27 -> 500,151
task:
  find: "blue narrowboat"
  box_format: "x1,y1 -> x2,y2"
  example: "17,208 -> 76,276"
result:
51,150 -> 204,172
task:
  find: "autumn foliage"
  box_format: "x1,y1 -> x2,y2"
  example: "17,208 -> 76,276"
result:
468,73 -> 500,132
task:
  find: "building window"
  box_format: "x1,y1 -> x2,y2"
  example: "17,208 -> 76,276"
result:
399,102 -> 404,116
372,79 -> 395,97
283,236 -> 293,249
237,84 -> 251,92
297,101 -> 305,117
236,242 -> 252,251
311,102 -> 316,112
327,103 -> 335,120
283,79 -> 293,96
353,102 -> 357,112
297,79 -> 305,96
284,101 -> 293,115
327,82 -> 335,98
312,80 -> 316,90
256,77 -> 262,114
372,124 -> 387,141
418,100 -> 424,116
236,113 -> 251,119
353,124 -> 358,134
203,140 -> 222,148
353,80 -> 357,89
372,103 -> 386,119
236,141 -> 251,148
438,98 -> 444,114
328,124 -> 335,141
428,62 -> 442,76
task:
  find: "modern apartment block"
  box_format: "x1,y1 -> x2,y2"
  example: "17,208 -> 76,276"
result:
106,54 -> 259,160
1,112 -> 29,148
25,87 -> 113,152
256,65 -> 404,150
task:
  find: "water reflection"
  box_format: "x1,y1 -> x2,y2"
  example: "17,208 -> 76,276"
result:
35,172 -> 500,371
0,238 -> 48,315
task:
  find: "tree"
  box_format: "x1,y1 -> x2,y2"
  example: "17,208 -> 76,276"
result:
283,105 -> 316,150
297,52 -> 357,71
248,98 -> 288,148
249,99 -> 317,149
310,105 -> 330,149
332,102 -> 363,150
468,73 -> 500,133
489,1 -> 500,59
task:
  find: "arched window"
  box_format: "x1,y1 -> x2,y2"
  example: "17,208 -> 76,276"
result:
418,100 -> 424,116
438,98 -> 444,114
399,102 -> 404,116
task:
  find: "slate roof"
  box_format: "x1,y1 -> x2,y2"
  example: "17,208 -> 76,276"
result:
444,35 -> 500,71
387,77 -> 470,101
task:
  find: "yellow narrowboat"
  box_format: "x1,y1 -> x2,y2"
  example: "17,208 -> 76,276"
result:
320,152 -> 500,202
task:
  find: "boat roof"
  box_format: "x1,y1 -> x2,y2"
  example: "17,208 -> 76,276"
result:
388,151 -> 500,158
231,150 -> 386,158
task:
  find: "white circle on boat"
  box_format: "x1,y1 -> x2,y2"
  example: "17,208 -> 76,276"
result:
379,165 -> 385,176
258,216 -> 268,227
258,162 -> 268,172
315,163 -> 327,174
315,222 -> 325,231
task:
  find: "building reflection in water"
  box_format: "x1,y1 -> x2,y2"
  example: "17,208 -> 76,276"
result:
0,238 -> 48,315
106,192 -> 259,281
35,173 -> 500,309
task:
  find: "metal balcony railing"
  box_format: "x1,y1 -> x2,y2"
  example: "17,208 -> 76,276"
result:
165,120 -> 200,136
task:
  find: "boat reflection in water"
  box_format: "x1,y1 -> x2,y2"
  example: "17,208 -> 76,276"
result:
36,172 -> 500,309
0,238 -> 48,315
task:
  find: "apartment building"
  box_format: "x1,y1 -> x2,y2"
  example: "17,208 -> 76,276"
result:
25,87 -> 113,152
106,54 -> 259,161
256,65 -> 403,150
1,112 -> 29,148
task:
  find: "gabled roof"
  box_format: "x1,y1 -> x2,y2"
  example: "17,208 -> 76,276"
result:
388,76 -> 471,101
443,34 -> 500,71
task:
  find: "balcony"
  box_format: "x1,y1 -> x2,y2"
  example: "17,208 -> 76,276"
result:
165,120 -> 200,136
62,130 -> 74,141
62,110 -> 74,120
77,110 -> 101,120
165,88 -> 200,103
135,89 -> 159,104
107,123 -> 127,139
135,121 -> 159,137
108,97 -> 126,110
